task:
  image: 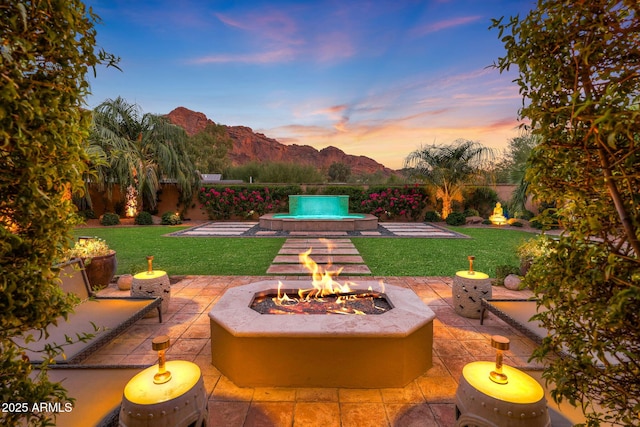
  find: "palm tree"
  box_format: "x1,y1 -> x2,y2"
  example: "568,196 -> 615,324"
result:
504,132 -> 540,217
404,140 -> 494,219
88,97 -> 200,213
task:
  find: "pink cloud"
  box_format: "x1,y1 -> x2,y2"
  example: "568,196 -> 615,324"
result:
191,48 -> 295,64
412,15 -> 483,37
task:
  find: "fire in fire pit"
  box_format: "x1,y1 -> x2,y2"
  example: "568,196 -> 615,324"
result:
251,241 -> 391,315
251,287 -> 392,315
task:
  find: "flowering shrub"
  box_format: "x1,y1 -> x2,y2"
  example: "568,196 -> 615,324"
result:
67,237 -> 112,260
199,187 -> 276,219
360,185 -> 428,220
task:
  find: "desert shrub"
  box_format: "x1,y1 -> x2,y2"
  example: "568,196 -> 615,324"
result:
161,211 -> 182,225
463,186 -> 499,217
78,209 -> 96,219
424,211 -> 440,222
445,212 -> 466,226
463,208 -> 479,217
135,211 -> 153,225
100,212 -> 120,226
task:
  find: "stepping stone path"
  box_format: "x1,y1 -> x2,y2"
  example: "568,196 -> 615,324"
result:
177,221 -> 258,236
267,238 -> 371,275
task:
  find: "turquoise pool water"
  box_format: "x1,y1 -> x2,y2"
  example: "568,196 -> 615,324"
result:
272,213 -> 366,219
275,195 -> 363,219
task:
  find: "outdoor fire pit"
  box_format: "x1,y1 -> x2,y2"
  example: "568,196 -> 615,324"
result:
209,279 -> 435,388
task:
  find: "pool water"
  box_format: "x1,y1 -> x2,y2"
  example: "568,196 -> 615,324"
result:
278,195 -> 362,219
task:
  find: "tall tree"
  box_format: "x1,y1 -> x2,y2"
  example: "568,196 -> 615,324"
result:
0,1 -> 118,425
327,162 -> 352,182
186,122 -> 233,173
89,97 -> 200,212
493,1 -> 639,425
404,140 -> 494,218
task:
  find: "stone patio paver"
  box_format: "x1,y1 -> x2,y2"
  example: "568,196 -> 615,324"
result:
82,275 -> 574,427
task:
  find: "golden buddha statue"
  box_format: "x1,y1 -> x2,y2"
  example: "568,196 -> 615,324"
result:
489,202 -> 507,225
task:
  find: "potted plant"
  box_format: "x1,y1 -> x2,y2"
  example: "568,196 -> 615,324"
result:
68,237 -> 117,290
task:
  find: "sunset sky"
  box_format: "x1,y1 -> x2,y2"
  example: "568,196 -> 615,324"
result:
86,0 -> 536,170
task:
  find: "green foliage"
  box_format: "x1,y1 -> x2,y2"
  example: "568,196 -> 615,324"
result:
186,123 -> 233,173
0,1 -> 118,425
424,211 -> 441,222
78,209 -> 96,220
327,162 -> 351,182
224,161 -> 324,183
493,1 -> 640,424
100,212 -> 120,226
404,139 -> 495,219
463,187 -> 499,218
463,208 -> 479,217
134,211 -> 153,225
161,212 -> 182,225
509,221 -> 523,227
445,212 -> 466,226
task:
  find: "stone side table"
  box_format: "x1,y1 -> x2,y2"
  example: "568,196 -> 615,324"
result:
455,361 -> 550,426
452,271 -> 492,319
120,360 -> 207,427
131,271 -> 170,316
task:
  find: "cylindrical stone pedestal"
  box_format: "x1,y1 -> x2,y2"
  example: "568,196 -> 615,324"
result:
452,271 -> 492,318
120,360 -> 207,427
131,271 -> 170,316
455,361 -> 551,426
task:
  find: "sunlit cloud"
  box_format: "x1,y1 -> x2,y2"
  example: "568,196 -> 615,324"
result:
191,49 -> 296,64
412,15 -> 484,37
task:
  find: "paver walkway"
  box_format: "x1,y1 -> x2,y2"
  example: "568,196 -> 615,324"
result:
171,221 -> 466,238
267,238 -> 371,275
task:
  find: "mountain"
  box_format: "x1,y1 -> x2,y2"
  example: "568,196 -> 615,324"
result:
166,107 -> 395,176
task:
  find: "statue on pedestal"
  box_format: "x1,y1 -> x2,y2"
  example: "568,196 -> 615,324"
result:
489,202 -> 507,225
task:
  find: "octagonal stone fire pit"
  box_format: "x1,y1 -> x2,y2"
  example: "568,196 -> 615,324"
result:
209,280 -> 435,388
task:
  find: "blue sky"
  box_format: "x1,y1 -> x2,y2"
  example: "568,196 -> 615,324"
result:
86,0 -> 535,169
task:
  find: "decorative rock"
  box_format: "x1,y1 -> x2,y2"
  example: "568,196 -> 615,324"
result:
117,274 -> 133,291
504,274 -> 523,290
465,216 -> 484,224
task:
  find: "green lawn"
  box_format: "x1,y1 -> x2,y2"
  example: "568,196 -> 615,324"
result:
352,227 -> 535,276
73,226 -> 537,277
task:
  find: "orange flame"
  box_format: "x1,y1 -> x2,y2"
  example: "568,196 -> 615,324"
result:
269,241 -> 386,315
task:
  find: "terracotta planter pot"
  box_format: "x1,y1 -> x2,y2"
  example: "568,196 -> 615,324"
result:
83,251 -> 117,290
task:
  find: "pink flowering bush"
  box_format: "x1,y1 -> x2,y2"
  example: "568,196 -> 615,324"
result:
360,185 -> 428,220
199,187 -> 276,219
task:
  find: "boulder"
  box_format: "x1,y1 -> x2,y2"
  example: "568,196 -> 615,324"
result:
465,216 -> 484,225
504,274 -> 523,290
